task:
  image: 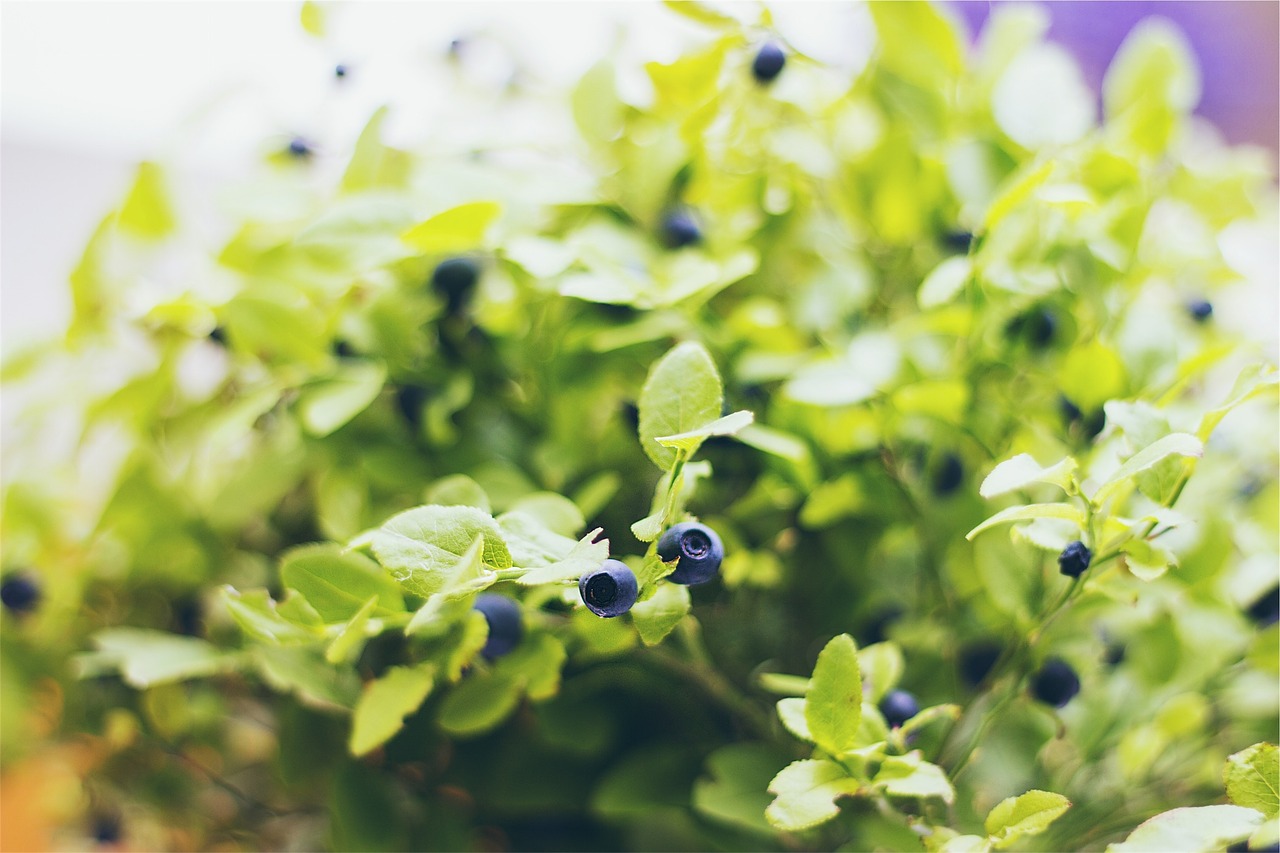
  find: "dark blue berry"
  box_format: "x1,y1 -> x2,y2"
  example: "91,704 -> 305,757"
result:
1030,657 -> 1080,708
334,64 -> 349,79
395,384 -> 430,431
1187,299 -> 1213,323
879,689 -> 920,728
1007,309 -> 1056,347
1058,540 -> 1092,578
657,522 -> 724,586
660,211 -> 701,249
173,598 -> 203,637
287,137 -> 314,159
91,814 -> 122,844
958,640 -> 1002,687
332,339 -> 357,358
620,401 -> 640,431
941,230 -> 974,253
473,594 -> 523,659
431,257 -> 480,313
1,572 -> 40,614
1246,584 -> 1279,628
1060,396 -> 1105,441
207,325 -> 228,346
751,42 -> 786,84
1104,641 -> 1125,667
579,560 -> 639,618
932,453 -> 964,496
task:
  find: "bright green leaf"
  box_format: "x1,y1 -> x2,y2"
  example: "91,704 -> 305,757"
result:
117,162 -> 175,239
967,503 -> 1085,541
349,664 -> 435,756
1107,805 -> 1264,853
631,582 -> 690,646
980,454 -> 1078,498
806,634 -> 862,756
985,789 -> 1072,849
765,759 -> 862,832
362,505 -> 512,598
280,544 -> 404,622
919,257 -> 973,308
326,597 -> 380,664
1225,743 -> 1280,819
402,201 -> 502,255
297,361 -> 387,437
638,341 -> 724,470
873,752 -> 955,803
1093,433 -> 1203,507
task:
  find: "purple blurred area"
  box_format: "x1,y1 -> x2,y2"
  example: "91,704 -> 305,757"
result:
947,1 -> 1280,152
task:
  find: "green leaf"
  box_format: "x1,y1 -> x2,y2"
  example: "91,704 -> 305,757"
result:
507,493 -> 585,537
339,107 -> 412,193
493,633 -> 567,701
300,1 -> 325,37
516,529 -> 608,586
941,835 -> 992,853
631,511 -> 667,543
985,789 -> 1072,849
806,634 -> 862,756
919,256 -> 973,308
1225,743 -> 1279,819
252,646 -> 361,712
631,582 -> 690,646
402,536 -> 499,635
1060,341 -> 1126,413
1196,364 -> 1280,443
326,596 -> 380,664
571,59 -> 624,146
638,341 -> 724,470
295,194 -> 417,272
424,474 -> 491,512
1103,18 -> 1200,154
859,642 -> 904,703
868,1 -> 963,90
222,587 -> 326,645
1093,433 -> 1203,507
765,759 -> 862,832
349,664 -> 436,757
498,510 -> 580,568
873,752 -> 955,803
984,160 -> 1053,231
966,503 -> 1085,541
1122,538 -> 1176,582
437,670 -> 523,736
992,45 -> 1093,149
402,201 -> 502,255
1107,805 -> 1264,853
280,544 -> 405,623
654,410 -> 755,453
362,505 -> 512,598
297,361 -> 387,437
117,161 -> 175,239
980,454 -> 1078,498
776,697 -> 812,743
693,745 -> 790,837
79,628 -> 236,688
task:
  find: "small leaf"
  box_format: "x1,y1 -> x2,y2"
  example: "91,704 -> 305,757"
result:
117,162 -> 175,239
694,744 -> 790,837
252,646 -> 361,712
349,664 -> 435,756
300,1 -> 325,37
326,597 -> 380,665
777,697 -> 813,743
1225,743 -> 1279,819
858,642 -> 904,703
992,45 -> 1093,149
222,588 -> 325,645
980,454 -> 1078,498
638,342 -> 724,470
655,410 -> 755,453
1122,538 -> 1176,582
1107,805 -> 1264,853
985,789 -> 1072,849
1093,433 -> 1203,507
630,511 -> 666,543
806,634 -> 862,756
402,201 -> 502,254
967,503 -> 1085,541
438,671 -> 523,736
1197,364 -> 1279,443
424,474 -> 491,512
364,505 -> 512,597
280,544 -> 404,623
919,257 -> 973,308
873,752 -> 955,803
517,530 -> 609,586
631,583 -> 690,646
80,629 -> 236,688
493,633 -> 567,701
1060,341 -> 1126,413
765,759 -> 862,832
297,361 -> 387,437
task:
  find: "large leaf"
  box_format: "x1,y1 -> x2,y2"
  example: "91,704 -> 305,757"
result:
638,342 -> 724,470
280,544 -> 405,623
805,634 -> 862,756
349,664 -> 436,756
980,454 -> 1078,498
1226,743 -> 1280,819
1107,805 -> 1264,853
360,505 -> 512,597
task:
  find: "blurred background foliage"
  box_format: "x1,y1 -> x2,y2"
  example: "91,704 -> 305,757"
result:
1,2 -> 1277,851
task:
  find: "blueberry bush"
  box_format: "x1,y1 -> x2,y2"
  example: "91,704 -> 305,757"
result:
2,2 -> 1278,851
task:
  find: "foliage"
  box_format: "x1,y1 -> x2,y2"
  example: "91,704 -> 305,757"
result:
2,2 -> 1277,851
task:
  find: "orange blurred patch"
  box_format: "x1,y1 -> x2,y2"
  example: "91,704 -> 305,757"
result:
0,741 -> 104,852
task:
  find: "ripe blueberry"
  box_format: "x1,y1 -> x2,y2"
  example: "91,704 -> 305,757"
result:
207,325 -> 228,346
660,211 -> 701,249
473,594 -> 523,659
1187,299 -> 1213,323
1058,540 -> 1092,578
1060,396 -> 1105,441
1007,308 -> 1056,347
579,560 -> 639,618
334,64 -> 349,79
1246,584 -> 1279,628
0,572 -> 41,614
395,384 -> 429,431
332,339 -> 357,358
751,41 -> 786,84
932,453 -> 964,496
431,257 -> 480,314
287,137 -> 314,159
657,522 -> 724,586
941,230 -> 974,253
878,689 -> 920,728
1030,657 -> 1080,708
958,640 -> 1002,687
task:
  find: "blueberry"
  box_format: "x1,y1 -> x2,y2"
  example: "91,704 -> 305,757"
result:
751,41 -> 786,84
334,63 -> 349,79
1187,299 -> 1213,323
431,257 -> 480,314
473,594 -> 523,659
207,325 -> 228,346
620,401 -> 640,432
0,572 -> 41,615
958,640 -> 1002,687
395,384 -> 430,431
332,339 -> 357,358
579,560 -> 639,618
1246,584 -> 1280,628
91,814 -> 122,844
287,137 -> 314,159
1057,540 -> 1092,578
1030,657 -> 1080,708
1104,641 -> 1125,667
932,453 -> 964,496
941,230 -> 974,253
878,689 -> 920,728
1007,308 -> 1056,347
660,211 -> 701,249
173,598 -> 203,637
1060,396 -> 1105,441
657,522 -> 724,586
